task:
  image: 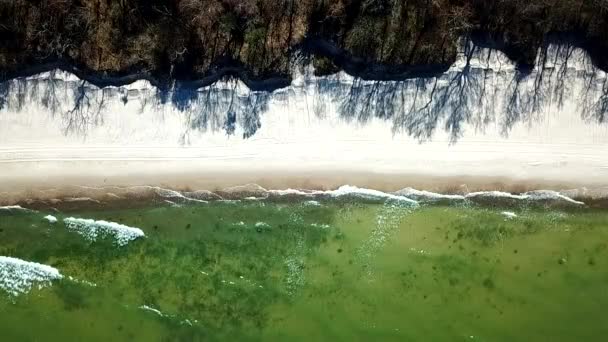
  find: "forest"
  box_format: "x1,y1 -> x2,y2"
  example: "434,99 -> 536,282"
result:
1,0 -> 608,86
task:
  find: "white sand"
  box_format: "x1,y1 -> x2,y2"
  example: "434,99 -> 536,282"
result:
0,44 -> 607,202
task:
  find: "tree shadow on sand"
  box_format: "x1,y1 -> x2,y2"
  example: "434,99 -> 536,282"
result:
0,40 -> 606,143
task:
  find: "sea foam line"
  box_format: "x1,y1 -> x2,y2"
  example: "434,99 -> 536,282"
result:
264,185 -> 583,205
0,256 -> 63,297
269,185 -> 419,205
63,217 -> 145,246
139,304 -> 200,326
0,205 -> 36,213
1,184 -> 586,208
43,214 -> 58,223
464,190 -> 585,205
394,187 -> 466,201
394,188 -> 584,205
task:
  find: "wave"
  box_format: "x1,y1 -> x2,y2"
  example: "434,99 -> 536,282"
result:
501,211 -> 518,219
150,187 -> 212,203
0,205 -> 36,214
2,183 -> 595,210
139,304 -> 200,326
67,275 -> 97,288
267,185 -> 584,207
43,215 -> 58,223
304,200 -> 321,206
151,184 -> 422,205
140,305 -> 166,317
464,190 -> 585,206
264,185 -> 419,205
185,185 -> 585,207
465,191 -> 527,201
394,188 -> 465,201
0,256 -> 63,297
325,186 -> 420,205
396,188 -> 585,206
522,190 -> 585,205
63,217 -> 146,246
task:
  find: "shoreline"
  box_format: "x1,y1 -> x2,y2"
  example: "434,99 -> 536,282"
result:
2,168 -> 607,210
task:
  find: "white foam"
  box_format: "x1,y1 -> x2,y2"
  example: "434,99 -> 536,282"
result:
139,304 -> 199,326
327,185 -> 419,205
304,200 -> 321,206
466,190 -> 584,205
269,186 -> 418,205
240,185 -> 572,207
64,197 -> 101,203
268,187 -> 584,206
43,215 -> 58,223
140,305 -> 166,317
63,217 -> 145,246
218,199 -> 240,204
67,275 -> 97,287
501,211 -> 518,219
466,191 -> 527,200
0,256 -> 63,297
163,199 -> 181,207
0,205 -> 34,213
181,319 -> 195,326
395,188 -> 465,201
523,190 -> 585,205
269,188 -> 315,197
154,187 -> 208,203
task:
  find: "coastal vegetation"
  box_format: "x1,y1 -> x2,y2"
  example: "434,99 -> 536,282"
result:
2,0 -> 608,84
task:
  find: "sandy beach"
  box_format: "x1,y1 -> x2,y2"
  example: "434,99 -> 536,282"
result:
1,45 -> 607,205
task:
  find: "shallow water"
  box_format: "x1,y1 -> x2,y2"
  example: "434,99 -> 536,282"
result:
0,199 -> 607,341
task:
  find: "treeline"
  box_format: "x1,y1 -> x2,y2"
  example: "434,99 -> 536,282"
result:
1,0 -> 607,84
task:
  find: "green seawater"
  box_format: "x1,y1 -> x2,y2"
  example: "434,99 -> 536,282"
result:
1,199 -> 607,341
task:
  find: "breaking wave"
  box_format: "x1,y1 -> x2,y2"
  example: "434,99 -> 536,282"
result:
3,183 -> 594,210
0,256 -> 63,297
43,214 -> 58,223
0,205 -> 36,214
166,184 -> 584,207
464,190 -> 585,206
63,217 -> 146,246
